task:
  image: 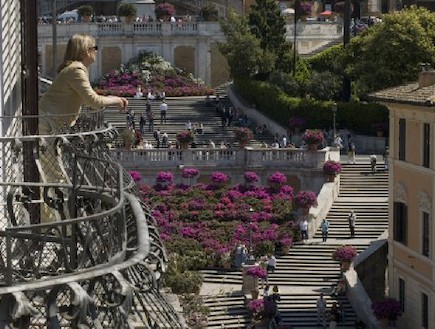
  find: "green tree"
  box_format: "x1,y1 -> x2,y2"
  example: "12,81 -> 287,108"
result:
219,10 -> 270,80
345,6 -> 435,95
248,0 -> 294,77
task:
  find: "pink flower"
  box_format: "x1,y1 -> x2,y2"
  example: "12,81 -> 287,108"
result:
246,266 -> 268,279
332,245 -> 358,262
295,190 -> 318,208
128,170 -> 142,182
303,129 -> 324,145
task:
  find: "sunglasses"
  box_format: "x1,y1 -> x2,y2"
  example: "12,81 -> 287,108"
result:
90,45 -> 98,51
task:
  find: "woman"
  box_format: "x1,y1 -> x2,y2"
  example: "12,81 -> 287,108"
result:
39,33 -> 128,135
38,34 -> 128,223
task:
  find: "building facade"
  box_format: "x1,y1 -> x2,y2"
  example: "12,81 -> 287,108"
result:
370,70 -> 435,329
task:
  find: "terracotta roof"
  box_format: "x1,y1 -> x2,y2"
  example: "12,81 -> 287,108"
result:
368,82 -> 435,107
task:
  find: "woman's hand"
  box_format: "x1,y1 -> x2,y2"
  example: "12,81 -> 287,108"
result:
106,95 -> 128,112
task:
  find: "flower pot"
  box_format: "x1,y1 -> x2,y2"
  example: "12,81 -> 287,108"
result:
308,143 -> 318,151
325,173 -> 336,182
251,290 -> 259,300
239,141 -> 248,149
376,130 -> 384,137
180,142 -> 189,149
341,260 -> 351,272
82,15 -> 92,23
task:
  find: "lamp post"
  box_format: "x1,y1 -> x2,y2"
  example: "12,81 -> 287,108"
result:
332,102 -> 337,142
246,207 -> 255,265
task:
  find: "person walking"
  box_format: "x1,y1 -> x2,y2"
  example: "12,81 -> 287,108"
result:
329,302 -> 339,329
300,219 -> 309,242
347,138 -> 356,163
383,146 -> 389,170
316,293 -> 327,328
267,254 -> 277,274
159,100 -> 167,124
348,210 -> 356,238
321,218 -> 330,242
370,154 -> 377,173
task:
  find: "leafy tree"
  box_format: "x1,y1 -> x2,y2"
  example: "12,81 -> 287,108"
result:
219,10 -> 270,80
309,71 -> 342,100
248,0 -> 295,77
345,6 -> 435,95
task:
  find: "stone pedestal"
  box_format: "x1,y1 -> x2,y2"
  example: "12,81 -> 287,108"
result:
242,263 -> 259,294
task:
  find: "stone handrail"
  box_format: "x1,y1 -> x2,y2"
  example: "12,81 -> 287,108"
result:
112,146 -> 335,169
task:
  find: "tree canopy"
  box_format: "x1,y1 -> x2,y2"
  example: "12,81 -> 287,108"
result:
345,6 -> 435,95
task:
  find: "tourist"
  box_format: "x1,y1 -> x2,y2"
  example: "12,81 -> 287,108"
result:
329,302 -> 339,329
383,146 -> 389,170
147,110 -> 154,132
316,293 -> 327,328
267,254 -> 277,273
347,137 -> 356,163
370,154 -> 377,172
139,114 -> 146,134
348,210 -> 356,238
299,219 -> 308,242
159,100 -> 168,124
321,218 -> 330,242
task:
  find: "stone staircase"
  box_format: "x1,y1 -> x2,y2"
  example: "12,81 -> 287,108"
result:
103,87 -> 274,148
201,160 -> 389,328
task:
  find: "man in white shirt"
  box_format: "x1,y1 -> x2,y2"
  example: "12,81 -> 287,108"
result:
267,255 -> 277,273
159,100 -> 167,124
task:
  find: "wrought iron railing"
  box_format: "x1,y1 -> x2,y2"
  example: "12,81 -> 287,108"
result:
0,110 -> 183,328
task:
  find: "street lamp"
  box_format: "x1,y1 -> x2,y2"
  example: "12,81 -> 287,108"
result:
246,207 -> 255,265
332,102 -> 337,142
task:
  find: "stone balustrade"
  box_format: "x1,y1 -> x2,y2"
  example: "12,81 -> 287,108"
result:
112,146 -> 336,169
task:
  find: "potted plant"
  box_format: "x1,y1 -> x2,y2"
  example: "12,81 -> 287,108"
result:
372,122 -> 388,137
332,245 -> 358,271
128,170 -> 142,182
302,129 -> 324,151
298,2 -> 312,20
323,160 -> 342,181
288,117 -> 306,133
118,3 -> 137,22
181,167 -> 199,186
268,171 -> 287,190
176,130 -> 194,148
234,127 -> 253,148
77,5 -> 93,22
154,2 -> 176,22
295,190 -> 318,212
371,298 -> 401,326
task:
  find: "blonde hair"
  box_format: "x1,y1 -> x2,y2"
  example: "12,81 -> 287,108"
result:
57,34 -> 95,73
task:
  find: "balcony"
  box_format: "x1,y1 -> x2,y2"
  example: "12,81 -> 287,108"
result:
0,110 -> 182,328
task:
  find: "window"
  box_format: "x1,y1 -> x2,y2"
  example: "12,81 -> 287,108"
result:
423,123 -> 430,168
399,278 -> 405,312
394,201 -> 407,244
422,212 -> 430,257
399,118 -> 406,161
422,293 -> 428,329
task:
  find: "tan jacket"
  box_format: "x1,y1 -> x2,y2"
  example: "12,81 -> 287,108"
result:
39,61 -> 109,133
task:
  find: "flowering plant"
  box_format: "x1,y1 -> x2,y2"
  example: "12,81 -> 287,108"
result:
295,191 -> 318,208
247,299 -> 264,313
332,245 -> 358,262
280,237 -> 293,247
303,129 -> 324,145
288,117 -> 306,128
156,171 -> 174,184
323,160 -> 342,175
244,171 -> 260,184
128,170 -> 142,182
298,2 -> 312,16
154,3 -> 176,19
234,127 -> 254,144
176,130 -> 194,144
246,266 -> 268,279
268,172 -> 287,185
211,171 -> 229,184
181,168 -> 199,179
371,298 -> 401,320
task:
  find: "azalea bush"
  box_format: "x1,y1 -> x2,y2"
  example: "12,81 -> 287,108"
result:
176,130 -> 194,144
128,170 -> 142,182
234,127 -> 254,144
139,170 -> 299,270
182,168 -> 199,179
94,51 -> 214,97
268,172 -> 288,185
155,2 -> 176,19
246,266 -> 268,279
156,171 -> 174,184
295,190 -> 318,208
371,297 -> 401,320
247,299 -> 265,314
303,129 -> 324,145
211,171 -> 229,184
323,160 -> 342,174
332,245 -> 358,262
244,171 -> 260,184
